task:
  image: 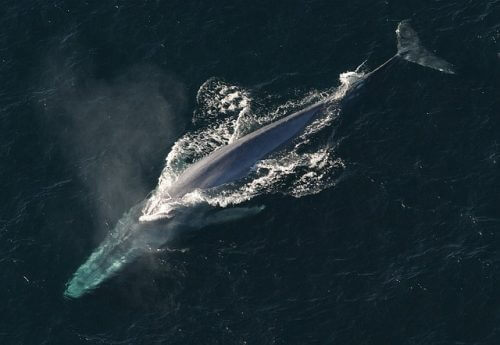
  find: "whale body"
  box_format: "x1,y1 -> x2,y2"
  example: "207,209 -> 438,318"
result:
168,101 -> 326,198
64,21 -> 455,298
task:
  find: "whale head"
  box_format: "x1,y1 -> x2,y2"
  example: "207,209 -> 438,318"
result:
64,203 -> 173,299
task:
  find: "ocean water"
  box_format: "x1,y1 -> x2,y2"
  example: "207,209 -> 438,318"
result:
1,0 -> 499,344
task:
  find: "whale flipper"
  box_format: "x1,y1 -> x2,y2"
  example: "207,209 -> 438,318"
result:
203,206 -> 265,226
396,20 -> 455,74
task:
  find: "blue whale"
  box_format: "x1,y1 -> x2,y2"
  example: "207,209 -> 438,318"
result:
64,21 -> 454,298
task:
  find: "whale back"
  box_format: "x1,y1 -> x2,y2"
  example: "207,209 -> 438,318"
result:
168,102 -> 325,197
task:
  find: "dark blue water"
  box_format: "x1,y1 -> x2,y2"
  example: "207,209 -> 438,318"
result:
1,0 -> 499,344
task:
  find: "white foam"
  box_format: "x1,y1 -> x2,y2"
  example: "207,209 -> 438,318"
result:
141,70 -> 364,221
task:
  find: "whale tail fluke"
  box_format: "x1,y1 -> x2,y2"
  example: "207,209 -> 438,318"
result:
396,20 -> 455,74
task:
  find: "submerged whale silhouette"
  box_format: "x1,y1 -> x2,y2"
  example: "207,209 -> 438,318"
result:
64,21 -> 455,298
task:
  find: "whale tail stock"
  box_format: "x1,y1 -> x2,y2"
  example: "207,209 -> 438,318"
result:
395,20 -> 455,74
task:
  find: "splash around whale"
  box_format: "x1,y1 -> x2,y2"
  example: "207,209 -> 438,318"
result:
64,21 -> 455,298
